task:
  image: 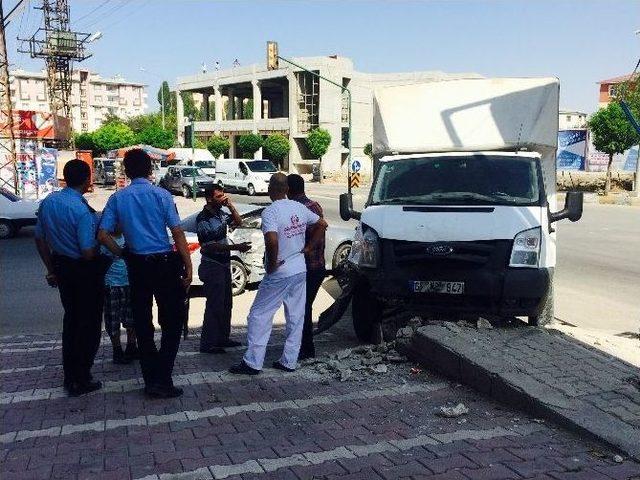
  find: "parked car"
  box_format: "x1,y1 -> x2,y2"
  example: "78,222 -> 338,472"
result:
215,159 -> 278,196
179,204 -> 354,295
0,188 -> 40,239
168,148 -> 216,177
93,158 -> 116,185
160,166 -> 215,197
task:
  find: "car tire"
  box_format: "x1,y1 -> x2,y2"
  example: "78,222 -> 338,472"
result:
0,220 -> 16,239
351,281 -> 383,344
332,242 -> 352,270
247,183 -> 256,196
182,185 -> 191,198
230,259 -> 248,296
528,280 -> 554,327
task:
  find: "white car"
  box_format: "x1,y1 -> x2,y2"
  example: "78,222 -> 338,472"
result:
179,204 -> 354,295
215,159 -> 277,196
0,188 -> 40,239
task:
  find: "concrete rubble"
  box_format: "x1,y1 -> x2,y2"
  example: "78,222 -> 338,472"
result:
437,403 -> 470,418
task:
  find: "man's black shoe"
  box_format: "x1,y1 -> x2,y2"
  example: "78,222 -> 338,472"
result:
69,380 -> 102,397
223,340 -> 242,348
144,384 -> 184,399
229,361 -> 261,375
200,346 -> 226,354
272,361 -> 296,372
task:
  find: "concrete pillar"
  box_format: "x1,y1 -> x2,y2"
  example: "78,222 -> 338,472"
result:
203,93 -> 210,121
252,79 -> 261,134
287,74 -> 297,135
176,90 -> 185,145
229,135 -> 236,158
226,88 -> 234,120
214,86 -> 222,129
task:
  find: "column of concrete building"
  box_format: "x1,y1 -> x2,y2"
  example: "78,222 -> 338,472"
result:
176,90 -> 185,145
252,79 -> 263,159
287,73 -> 302,172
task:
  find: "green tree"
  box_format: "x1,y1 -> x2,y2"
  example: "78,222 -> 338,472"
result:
207,135 -> 230,159
194,138 -> 207,149
74,132 -> 97,151
92,122 -> 136,154
588,102 -> 640,194
306,128 -> 331,158
263,134 -> 290,168
363,143 -> 373,159
102,111 -> 123,126
243,99 -> 254,119
135,124 -> 174,149
237,133 -> 263,159
157,81 -> 173,116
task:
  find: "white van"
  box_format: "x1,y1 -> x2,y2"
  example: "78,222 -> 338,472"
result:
168,148 -> 216,177
339,77 -> 583,342
215,159 -> 278,195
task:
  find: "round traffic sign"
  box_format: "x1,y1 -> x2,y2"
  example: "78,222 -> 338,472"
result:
351,160 -> 361,173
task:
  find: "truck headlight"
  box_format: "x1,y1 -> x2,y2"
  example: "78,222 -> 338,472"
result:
349,224 -> 380,268
509,227 -> 541,268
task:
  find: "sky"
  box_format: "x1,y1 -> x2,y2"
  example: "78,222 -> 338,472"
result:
5,0 -> 640,115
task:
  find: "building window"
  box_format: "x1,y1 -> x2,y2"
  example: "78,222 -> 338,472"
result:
107,96 -> 117,102
106,85 -> 118,92
566,115 -> 571,122
608,85 -> 618,98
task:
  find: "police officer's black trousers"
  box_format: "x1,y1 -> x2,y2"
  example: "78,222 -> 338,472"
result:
126,252 -> 186,388
199,260 -> 232,349
53,255 -> 104,386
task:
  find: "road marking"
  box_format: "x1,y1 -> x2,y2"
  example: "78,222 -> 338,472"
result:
0,365 -> 46,374
0,383 -> 447,444
133,426 -> 515,479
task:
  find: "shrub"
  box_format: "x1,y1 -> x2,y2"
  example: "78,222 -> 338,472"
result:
363,143 -> 373,159
263,134 -> 290,167
135,125 -> 174,149
207,135 -> 230,159
306,128 -> 331,158
237,133 -> 263,159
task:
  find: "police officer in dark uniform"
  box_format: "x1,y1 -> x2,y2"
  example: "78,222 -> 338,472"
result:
35,159 -> 103,396
98,149 -> 192,398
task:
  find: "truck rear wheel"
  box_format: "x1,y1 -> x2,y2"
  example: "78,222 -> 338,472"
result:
351,282 -> 383,344
528,281 -> 554,327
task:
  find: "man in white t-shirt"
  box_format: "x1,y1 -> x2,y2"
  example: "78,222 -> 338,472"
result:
230,173 -> 328,374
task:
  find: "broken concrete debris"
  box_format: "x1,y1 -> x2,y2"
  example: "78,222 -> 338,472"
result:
437,403 -> 469,418
476,317 -> 494,329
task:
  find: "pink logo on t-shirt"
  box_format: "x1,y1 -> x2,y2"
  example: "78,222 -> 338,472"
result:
284,213 -> 305,238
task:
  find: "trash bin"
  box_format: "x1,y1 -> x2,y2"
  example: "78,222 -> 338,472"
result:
312,162 -> 321,182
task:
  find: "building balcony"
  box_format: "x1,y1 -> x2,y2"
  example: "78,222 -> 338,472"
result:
193,117 -> 290,134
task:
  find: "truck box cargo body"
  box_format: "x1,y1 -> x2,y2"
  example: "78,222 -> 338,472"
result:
340,78 -> 583,338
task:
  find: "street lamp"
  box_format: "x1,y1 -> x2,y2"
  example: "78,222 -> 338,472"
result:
87,31 -> 103,43
139,67 -> 166,130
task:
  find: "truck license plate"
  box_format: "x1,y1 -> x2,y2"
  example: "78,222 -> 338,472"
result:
412,281 -> 464,294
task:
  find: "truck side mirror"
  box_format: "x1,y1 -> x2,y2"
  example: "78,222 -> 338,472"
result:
550,191 -> 583,223
339,193 -> 361,221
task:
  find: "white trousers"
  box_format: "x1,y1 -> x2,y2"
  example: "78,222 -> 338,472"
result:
243,272 -> 306,370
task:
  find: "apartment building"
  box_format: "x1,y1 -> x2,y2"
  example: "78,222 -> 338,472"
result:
9,69 -> 148,133
559,110 -> 588,129
177,56 -> 479,176
597,73 -> 638,108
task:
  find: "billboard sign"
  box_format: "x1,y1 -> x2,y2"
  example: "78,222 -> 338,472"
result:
557,129 -> 587,171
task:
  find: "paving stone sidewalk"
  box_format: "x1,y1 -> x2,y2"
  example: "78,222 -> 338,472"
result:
408,322 -> 640,461
2,324 -> 640,480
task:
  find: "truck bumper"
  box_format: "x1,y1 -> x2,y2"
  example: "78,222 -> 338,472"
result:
360,239 -> 551,317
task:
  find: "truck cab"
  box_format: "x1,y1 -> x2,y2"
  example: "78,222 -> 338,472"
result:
339,77 -> 583,342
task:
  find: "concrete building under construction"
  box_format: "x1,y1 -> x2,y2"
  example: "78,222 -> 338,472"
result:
176,56 -> 479,177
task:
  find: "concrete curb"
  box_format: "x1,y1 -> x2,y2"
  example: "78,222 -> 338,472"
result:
407,324 -> 640,461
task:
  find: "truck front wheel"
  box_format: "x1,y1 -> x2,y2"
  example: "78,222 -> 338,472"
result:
528,281 -> 554,327
351,282 -> 383,344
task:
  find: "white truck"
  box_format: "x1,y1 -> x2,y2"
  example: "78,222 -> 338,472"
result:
338,77 -> 583,342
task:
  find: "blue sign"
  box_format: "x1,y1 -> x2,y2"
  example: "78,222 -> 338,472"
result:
351,160 -> 361,173
557,130 -> 587,171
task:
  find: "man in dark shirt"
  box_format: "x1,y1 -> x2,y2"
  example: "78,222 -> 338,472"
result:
197,185 -> 251,353
287,174 -> 326,359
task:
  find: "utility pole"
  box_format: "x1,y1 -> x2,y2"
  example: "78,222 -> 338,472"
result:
19,0 -> 93,147
0,1 -> 19,194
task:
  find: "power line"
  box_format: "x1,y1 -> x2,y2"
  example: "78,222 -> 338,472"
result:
74,0 -> 112,24
79,0 -> 128,31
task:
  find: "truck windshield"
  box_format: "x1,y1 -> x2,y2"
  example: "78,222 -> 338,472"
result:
371,155 -> 542,206
246,160 -> 277,172
180,168 -> 205,177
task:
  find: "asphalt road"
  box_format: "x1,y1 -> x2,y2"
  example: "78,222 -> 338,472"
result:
1,184 -> 638,337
